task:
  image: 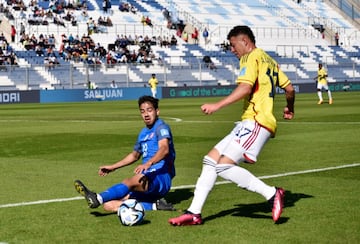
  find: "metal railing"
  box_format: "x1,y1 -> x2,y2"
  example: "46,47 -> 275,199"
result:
0,59 -> 359,91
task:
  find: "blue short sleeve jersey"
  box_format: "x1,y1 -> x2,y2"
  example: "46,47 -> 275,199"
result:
134,118 -> 176,178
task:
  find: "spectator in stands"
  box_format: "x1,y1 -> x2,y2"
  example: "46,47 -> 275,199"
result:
182,31 -> 188,42
67,33 -> 74,44
127,50 -> 135,62
8,52 -> 18,66
106,17 -> 113,26
53,14 -> 66,27
334,32 -> 339,46
160,36 -> 169,47
192,27 -> 199,44
48,34 -> 56,48
176,28 -> 182,38
106,50 -> 116,66
162,8 -> 170,21
102,0 -> 109,13
141,15 -> 146,25
0,32 -> 7,45
145,16 -> 153,27
119,2 -> 129,12
98,16 -> 106,26
203,55 -> 217,71
19,8 -> 26,19
35,44 -> 45,56
3,5 -> 14,20
81,10 -> 89,20
20,22 -> 25,35
87,17 -> 96,34
220,41 -> 230,52
314,63 -> 333,105
142,35 -> 151,46
203,27 -> 209,44
110,80 -> 118,88
94,42 -> 106,58
150,36 -> 157,46
49,54 -> 60,68
58,41 -> 66,59
115,34 -> 129,49
170,35 -> 177,46
10,25 -> 16,43
130,4 -> 137,14
127,35 -> 134,45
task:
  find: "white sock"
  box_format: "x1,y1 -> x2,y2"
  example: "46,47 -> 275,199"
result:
317,91 -> 323,100
327,90 -> 332,100
216,164 -> 276,200
188,156 -> 217,214
96,194 -> 103,204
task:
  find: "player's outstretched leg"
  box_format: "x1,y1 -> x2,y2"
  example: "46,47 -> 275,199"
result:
168,211 -> 203,226
268,187 -> 285,222
74,180 -> 100,208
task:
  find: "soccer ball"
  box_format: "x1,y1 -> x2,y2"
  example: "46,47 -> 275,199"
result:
117,199 -> 145,226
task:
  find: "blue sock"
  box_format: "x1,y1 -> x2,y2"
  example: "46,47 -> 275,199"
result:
140,202 -> 155,211
99,183 -> 129,203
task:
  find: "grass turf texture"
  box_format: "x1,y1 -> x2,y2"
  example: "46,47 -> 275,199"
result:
0,92 -> 359,243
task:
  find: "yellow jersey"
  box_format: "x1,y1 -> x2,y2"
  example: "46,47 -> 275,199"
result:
148,77 -> 158,89
317,67 -> 327,85
237,48 -> 291,135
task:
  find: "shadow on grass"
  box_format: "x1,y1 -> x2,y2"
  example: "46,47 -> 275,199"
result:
203,190 -> 313,224
90,211 -> 152,225
90,211 -> 116,217
165,188 -> 194,205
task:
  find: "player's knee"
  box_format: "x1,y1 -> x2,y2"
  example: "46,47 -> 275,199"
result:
215,163 -> 234,175
123,176 -> 145,189
203,155 -> 217,167
138,175 -> 149,190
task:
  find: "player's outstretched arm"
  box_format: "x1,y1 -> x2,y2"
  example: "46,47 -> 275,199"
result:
98,151 -> 141,176
201,82 -> 252,115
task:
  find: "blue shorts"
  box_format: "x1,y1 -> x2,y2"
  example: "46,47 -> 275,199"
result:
129,173 -> 172,202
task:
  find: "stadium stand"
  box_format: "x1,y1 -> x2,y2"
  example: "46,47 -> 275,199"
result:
0,0 -> 359,90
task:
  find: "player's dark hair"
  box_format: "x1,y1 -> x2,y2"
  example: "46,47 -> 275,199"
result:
227,25 -> 256,44
138,95 -> 159,109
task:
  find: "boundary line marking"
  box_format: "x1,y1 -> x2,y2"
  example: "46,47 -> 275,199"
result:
1,118 -> 359,125
0,163 -> 359,209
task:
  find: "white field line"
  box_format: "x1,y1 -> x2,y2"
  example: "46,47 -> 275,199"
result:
0,163 -> 359,209
0,117 -> 360,124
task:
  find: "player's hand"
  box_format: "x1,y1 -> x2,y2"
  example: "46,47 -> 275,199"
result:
98,166 -> 113,176
283,107 -> 294,120
134,163 -> 151,174
201,104 -> 218,115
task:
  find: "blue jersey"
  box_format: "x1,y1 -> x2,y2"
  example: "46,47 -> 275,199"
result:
134,118 -> 176,178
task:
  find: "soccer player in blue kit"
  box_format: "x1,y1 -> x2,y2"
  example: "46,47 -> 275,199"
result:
74,95 -> 176,212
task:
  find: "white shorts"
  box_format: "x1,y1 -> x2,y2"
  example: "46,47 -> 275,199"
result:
214,120 -> 271,164
317,83 -> 329,91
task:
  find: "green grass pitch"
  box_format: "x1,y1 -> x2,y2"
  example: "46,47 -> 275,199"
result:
0,92 -> 359,243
